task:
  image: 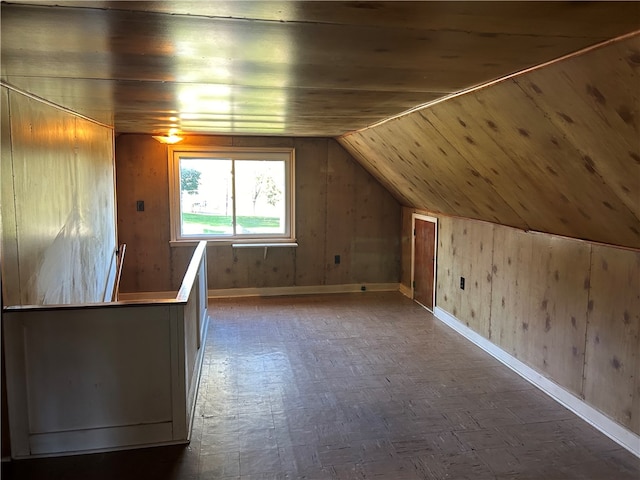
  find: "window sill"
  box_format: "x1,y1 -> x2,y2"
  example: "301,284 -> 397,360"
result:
169,240 -> 298,249
231,242 -> 298,248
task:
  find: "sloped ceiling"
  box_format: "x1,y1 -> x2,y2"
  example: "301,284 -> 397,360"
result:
338,34 -> 640,249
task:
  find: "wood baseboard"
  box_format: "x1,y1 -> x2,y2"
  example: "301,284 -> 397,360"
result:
398,283 -> 412,298
208,283 -> 400,298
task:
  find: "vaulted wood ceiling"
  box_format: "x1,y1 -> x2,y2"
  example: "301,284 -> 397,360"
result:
1,1 -> 638,137
340,33 -> 640,248
2,1 -> 639,248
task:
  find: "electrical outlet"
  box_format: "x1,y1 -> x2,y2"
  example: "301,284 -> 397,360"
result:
460,277 -> 465,290
136,200 -> 144,212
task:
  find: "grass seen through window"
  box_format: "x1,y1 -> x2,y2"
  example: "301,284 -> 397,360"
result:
182,212 -> 280,228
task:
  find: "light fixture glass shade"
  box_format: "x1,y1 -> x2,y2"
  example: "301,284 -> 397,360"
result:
152,134 -> 183,144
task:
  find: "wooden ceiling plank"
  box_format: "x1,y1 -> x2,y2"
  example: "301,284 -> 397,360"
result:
338,134 -> 414,207
406,111 -> 528,228
361,118 -> 474,216
514,38 -> 640,219
423,97 -> 565,234
3,2 -> 639,137
470,80 -> 639,248
17,1 -> 639,38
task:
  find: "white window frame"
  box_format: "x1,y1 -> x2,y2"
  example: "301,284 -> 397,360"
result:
168,145 -> 295,245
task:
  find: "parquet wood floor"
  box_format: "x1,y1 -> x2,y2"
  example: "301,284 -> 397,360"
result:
3,292 -> 638,479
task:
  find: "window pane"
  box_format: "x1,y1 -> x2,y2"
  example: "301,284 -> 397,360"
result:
234,160 -> 286,235
179,158 -> 233,236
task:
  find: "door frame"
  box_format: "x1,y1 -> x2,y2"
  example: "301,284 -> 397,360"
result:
411,213 -> 438,311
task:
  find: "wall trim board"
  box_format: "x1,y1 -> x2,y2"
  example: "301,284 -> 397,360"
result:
208,283 -> 400,299
398,283 -> 412,298
433,306 -> 640,459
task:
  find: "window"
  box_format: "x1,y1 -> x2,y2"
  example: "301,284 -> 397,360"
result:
168,146 -> 295,243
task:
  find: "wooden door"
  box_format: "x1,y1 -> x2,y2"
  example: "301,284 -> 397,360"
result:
414,219 -> 436,310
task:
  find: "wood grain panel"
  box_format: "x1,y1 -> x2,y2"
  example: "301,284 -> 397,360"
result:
417,109 -> 528,228
115,135 -> 173,293
435,216 -> 457,316
459,220 -> 494,339
490,226 -> 534,355
368,116 -> 476,216
358,123 -> 459,212
294,138 -> 328,286
11,93 -> 75,304
74,115 -> 117,301
400,207 -> 415,290
36,1 -> 638,37
340,33 -> 640,249
4,2 -> 638,137
515,37 -> 640,220
421,97 -> 554,232
3,5 -> 622,82
522,234 -> 590,394
490,228 -> 590,394
435,216 -> 494,338
432,216 -> 636,433
8,90 -> 115,305
170,244 -> 196,292
203,245 -> 231,290
337,134 -> 413,206
471,80 -> 639,247
352,147 -> 401,284
0,86 -> 20,305
584,246 -> 640,433
115,135 -> 401,292
325,140 -> 358,286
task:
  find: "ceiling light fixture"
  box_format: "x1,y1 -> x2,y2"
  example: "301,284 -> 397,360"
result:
152,128 -> 183,144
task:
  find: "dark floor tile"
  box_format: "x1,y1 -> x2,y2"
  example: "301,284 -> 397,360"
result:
411,450 -> 497,480
199,451 -> 240,478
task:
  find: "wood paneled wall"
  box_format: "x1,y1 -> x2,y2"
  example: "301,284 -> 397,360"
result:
1,87 -> 116,306
402,208 -> 639,434
341,34 -> 640,249
585,246 -> 640,434
115,135 -> 400,293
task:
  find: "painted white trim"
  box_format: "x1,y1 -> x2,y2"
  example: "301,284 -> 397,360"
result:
169,304 -> 186,441
167,145 -> 296,244
411,214 -> 438,309
187,313 -> 209,440
28,422 -> 174,457
208,283 -> 400,299
433,306 -> 640,459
